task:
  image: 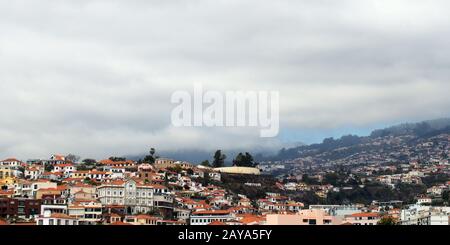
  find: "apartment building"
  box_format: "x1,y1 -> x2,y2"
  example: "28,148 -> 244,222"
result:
96,179 -> 174,215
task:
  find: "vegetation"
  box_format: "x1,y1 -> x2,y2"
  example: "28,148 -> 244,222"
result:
232,152 -> 258,167
378,216 -> 398,225
217,173 -> 278,200
65,154 -> 80,163
325,182 -> 427,205
212,150 -> 226,168
200,160 -> 211,167
109,156 -> 126,162
143,147 -> 158,164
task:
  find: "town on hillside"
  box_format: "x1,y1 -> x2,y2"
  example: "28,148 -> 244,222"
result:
0,146 -> 449,226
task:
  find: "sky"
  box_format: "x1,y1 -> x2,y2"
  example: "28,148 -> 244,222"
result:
1,0 -> 450,160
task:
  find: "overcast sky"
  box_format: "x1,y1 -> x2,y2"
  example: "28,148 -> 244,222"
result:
1,0 -> 450,160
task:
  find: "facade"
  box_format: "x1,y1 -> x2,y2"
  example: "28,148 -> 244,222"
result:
266,209 -> 343,225
344,213 -> 381,225
190,210 -> 234,225
36,211 -> 79,225
0,198 -> 41,219
96,179 -> 174,214
68,201 -> 103,224
401,205 -> 450,225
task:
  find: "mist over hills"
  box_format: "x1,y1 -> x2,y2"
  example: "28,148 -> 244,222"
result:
266,118 -> 450,162
128,118 -> 450,164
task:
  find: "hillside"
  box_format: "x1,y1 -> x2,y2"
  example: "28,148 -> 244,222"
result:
264,118 -> 450,166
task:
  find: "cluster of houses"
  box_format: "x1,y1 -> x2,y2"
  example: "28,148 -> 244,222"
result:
0,154 -> 449,225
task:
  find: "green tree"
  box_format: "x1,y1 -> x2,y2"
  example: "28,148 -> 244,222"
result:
377,216 -> 398,225
44,164 -> 54,172
212,150 -> 226,168
233,152 -> 257,167
200,160 -> 211,167
82,159 -> 97,165
202,172 -> 210,186
109,156 -> 126,162
143,147 -> 158,164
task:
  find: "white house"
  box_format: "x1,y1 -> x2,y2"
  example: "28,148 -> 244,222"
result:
36,210 -> 79,225
190,210 -> 234,225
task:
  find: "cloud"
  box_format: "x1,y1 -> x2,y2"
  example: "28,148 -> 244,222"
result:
0,0 -> 449,159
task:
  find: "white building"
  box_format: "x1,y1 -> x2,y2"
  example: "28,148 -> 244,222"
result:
36,210 -> 80,225
401,205 -> 450,225
24,166 -> 43,180
96,179 -> 174,214
190,210 -> 234,225
344,213 -> 380,225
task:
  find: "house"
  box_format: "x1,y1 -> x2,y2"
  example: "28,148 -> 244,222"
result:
190,210 -> 234,225
154,158 -> 176,169
36,211 -> 79,225
417,195 -> 432,205
0,158 -> 23,169
42,155 -> 66,166
266,209 -> 342,225
344,212 -> 380,225
30,180 -> 58,198
67,201 -> 103,224
123,214 -> 160,225
53,164 -> 76,176
0,166 -> 13,180
24,166 -> 43,180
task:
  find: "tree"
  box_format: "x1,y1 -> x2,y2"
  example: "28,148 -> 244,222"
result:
233,152 -> 257,167
212,150 -> 226,168
200,160 -> 211,167
202,172 -> 210,186
65,154 -> 80,163
143,147 -> 158,164
377,216 -> 398,225
45,164 -> 54,172
109,157 -> 126,162
82,159 -> 97,165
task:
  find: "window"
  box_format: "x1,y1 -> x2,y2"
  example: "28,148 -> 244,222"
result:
49,219 -> 54,225
308,219 -> 317,225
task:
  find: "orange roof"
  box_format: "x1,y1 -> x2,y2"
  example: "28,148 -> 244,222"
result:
50,213 -> 75,219
0,219 -> 8,225
350,212 -> 380,218
2,158 -> 20,162
111,221 -> 133,226
208,221 -> 227,226
193,210 -> 231,215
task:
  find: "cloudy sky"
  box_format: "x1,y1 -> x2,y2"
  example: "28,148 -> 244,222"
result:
1,0 -> 450,160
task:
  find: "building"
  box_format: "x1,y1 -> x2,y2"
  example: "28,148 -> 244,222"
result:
401,205 -> 450,225
344,213 -> 380,225
0,166 -> 13,180
266,209 -> 342,225
214,167 -> 260,175
0,198 -> 41,219
68,201 -> 103,224
0,158 -> 23,169
96,179 -> 174,215
36,210 -> 80,225
154,158 -> 176,169
190,210 -> 234,225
